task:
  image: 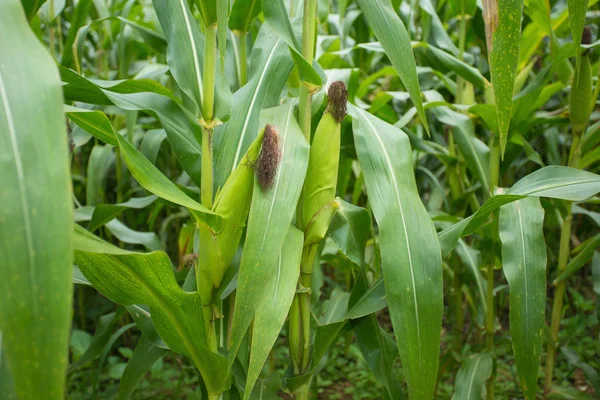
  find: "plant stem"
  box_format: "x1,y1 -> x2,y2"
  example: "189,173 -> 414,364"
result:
201,25 -> 217,209
238,32 -> 248,86
298,0 -> 318,140
485,136 -> 501,400
294,383 -> 309,400
544,130 -> 582,392
291,1 -> 319,386
202,26 -> 217,123
48,0 -> 56,60
452,257 -> 464,352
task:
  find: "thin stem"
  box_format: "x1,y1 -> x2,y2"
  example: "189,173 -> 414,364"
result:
452,258 -> 464,352
298,0 -> 318,140
456,4 -> 468,104
238,32 -> 248,87
544,130 -> 582,392
485,136 -> 501,400
290,0 -> 319,389
48,0 -> 56,60
201,25 -> 217,208
201,129 -> 214,208
57,16 -> 63,55
294,383 -> 309,400
485,240 -> 496,400
202,25 -> 217,123
544,210 -> 572,393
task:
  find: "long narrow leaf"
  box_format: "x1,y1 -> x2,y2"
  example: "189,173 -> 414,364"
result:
119,335 -> 168,400
350,104 -> 442,399
356,0 -> 430,133
0,2 -> 73,398
439,166 -> 600,256
228,101 -> 310,367
499,197 -> 546,399
74,225 -> 229,394
245,226 -> 303,399
452,353 -> 493,399
482,0 -> 525,153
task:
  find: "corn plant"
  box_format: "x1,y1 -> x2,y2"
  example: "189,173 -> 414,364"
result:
1,0 -> 600,399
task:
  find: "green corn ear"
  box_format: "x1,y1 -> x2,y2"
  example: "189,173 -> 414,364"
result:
213,127 -> 266,268
301,81 -> 348,235
570,26 -> 593,136
196,128 -> 265,322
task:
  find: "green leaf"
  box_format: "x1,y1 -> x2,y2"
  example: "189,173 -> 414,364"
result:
217,0 -> 229,65
419,0 -> 460,54
554,233 -> 600,284
119,335 -> 168,400
115,132 -> 221,229
350,104 -> 442,399
72,17 -> 168,73
482,0 -> 525,153
319,288 -> 351,325
0,2 -> 73,398
20,0 -> 46,20
560,347 -> 600,394
86,144 -> 115,206
415,42 -> 490,90
229,0 -> 262,32
262,0 -> 323,88
455,240 -> 487,323
245,226 -> 303,400
499,197 -> 546,399
61,0 -> 93,68
92,322 -> 137,395
73,225 -> 229,395
214,23 -> 294,188
60,68 -> 204,187
65,106 -> 119,146
88,195 -> 157,233
152,0 -> 231,121
439,166 -> 600,256
68,310 -> 125,372
506,166 -> 600,199
327,198 -> 371,267
353,316 -> 405,399
356,0 -> 429,133
452,353 -> 493,399
350,272 -> 404,399
228,101 -> 310,367
0,333 -> 16,400
426,93 -> 491,193
345,279 -> 387,319
567,0 -> 588,71
193,0 -> 218,25
38,0 -> 65,22
125,304 -> 168,349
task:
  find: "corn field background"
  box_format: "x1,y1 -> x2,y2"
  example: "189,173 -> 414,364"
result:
1,0 -> 600,398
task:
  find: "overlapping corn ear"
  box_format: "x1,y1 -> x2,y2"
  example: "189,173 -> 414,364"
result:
301,81 -> 348,244
196,128 -> 265,327
570,26 -> 593,136
213,127 -> 266,265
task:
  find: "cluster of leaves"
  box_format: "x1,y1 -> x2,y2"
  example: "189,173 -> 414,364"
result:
1,0 -> 600,399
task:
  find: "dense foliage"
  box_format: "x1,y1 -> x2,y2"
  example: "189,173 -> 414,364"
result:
1,0 -> 599,399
